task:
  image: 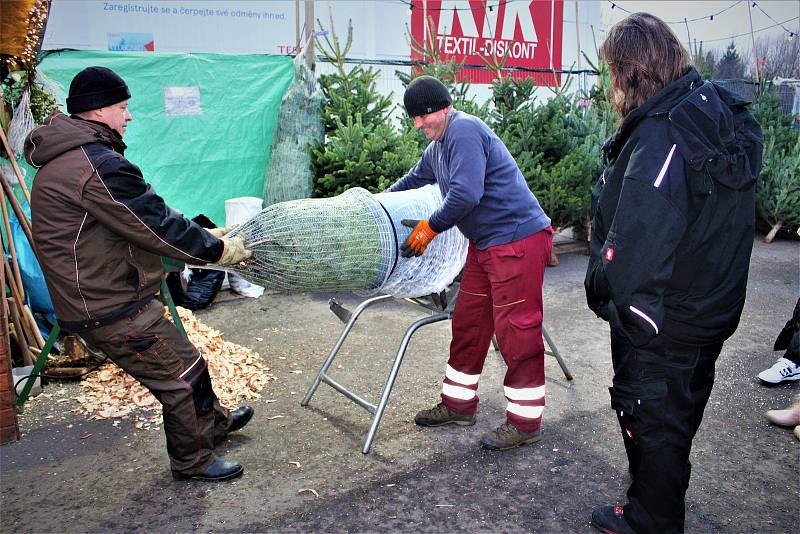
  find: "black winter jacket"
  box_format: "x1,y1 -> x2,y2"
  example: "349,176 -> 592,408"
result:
585,68 -> 764,346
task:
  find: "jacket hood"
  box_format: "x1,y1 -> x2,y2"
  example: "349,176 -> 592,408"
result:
603,67 -> 702,161
24,112 -> 126,168
603,67 -> 763,191
668,81 -> 763,190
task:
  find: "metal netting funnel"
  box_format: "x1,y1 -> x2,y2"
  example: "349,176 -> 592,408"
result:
227,188 -> 395,292
372,185 -> 467,298
219,185 -> 468,298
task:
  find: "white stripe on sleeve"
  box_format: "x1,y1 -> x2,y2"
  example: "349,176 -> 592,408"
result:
629,305 -> 659,334
653,144 -> 677,188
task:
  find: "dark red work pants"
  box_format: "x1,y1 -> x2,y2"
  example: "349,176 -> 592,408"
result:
441,228 -> 552,432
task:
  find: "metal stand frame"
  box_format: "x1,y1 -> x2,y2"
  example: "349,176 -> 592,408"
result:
302,287 -> 572,454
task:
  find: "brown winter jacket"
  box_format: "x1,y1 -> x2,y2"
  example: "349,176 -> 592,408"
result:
24,112 -> 223,331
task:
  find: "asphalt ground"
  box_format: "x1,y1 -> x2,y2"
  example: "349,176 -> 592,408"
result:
1,237 -> 798,533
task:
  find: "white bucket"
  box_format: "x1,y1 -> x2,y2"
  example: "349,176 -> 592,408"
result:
224,196 -> 266,297
11,365 -> 42,397
225,196 -> 263,226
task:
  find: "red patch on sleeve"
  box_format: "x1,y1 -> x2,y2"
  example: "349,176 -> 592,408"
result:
605,247 -> 615,262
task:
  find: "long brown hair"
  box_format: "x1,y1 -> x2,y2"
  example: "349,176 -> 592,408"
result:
600,13 -> 691,118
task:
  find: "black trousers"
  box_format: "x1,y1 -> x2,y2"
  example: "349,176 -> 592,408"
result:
81,300 -> 232,475
609,330 -> 723,533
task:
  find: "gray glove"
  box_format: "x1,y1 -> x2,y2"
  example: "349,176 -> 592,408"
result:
217,236 -> 252,266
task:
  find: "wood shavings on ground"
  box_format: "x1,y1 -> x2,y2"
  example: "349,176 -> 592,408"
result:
73,306 -> 276,428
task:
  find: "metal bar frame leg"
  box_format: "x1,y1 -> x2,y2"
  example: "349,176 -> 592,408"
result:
16,322 -> 61,412
301,295 -> 393,408
542,324 -> 572,381
490,324 -> 573,381
362,312 -> 449,454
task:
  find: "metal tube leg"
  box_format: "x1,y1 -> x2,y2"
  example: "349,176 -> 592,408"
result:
16,322 -> 61,412
301,295 -> 393,406
542,323 -> 573,381
362,312 -> 450,454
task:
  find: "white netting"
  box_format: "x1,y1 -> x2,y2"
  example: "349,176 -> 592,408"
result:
7,89 -> 35,156
263,55 -> 324,206
373,186 -> 467,298
219,185 -> 468,298
227,188 -> 395,292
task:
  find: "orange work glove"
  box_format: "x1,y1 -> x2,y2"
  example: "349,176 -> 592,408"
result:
401,219 -> 438,257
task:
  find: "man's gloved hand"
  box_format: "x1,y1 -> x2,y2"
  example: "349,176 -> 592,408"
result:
401,219 -> 438,257
217,236 -> 252,266
208,225 -> 238,238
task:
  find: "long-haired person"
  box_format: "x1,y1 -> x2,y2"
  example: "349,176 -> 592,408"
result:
584,13 -> 763,533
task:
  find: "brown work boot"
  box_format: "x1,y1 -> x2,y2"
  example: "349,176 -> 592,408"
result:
480,422 -> 541,450
415,402 -> 476,427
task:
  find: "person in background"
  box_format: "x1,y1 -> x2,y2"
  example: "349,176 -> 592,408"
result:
25,66 -> 253,482
757,297 -> 800,384
584,13 -> 763,533
765,394 -> 800,441
388,75 -> 553,450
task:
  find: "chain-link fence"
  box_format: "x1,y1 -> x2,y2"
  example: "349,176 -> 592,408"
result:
317,58 -> 798,117
714,79 -> 797,114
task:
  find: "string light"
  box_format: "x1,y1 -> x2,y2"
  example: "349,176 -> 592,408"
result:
606,0 -> 745,24
402,0 -> 510,13
681,16 -> 799,45
4,0 -> 51,70
752,1 -> 798,37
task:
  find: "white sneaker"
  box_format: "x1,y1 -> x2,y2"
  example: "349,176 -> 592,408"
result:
758,357 -> 800,384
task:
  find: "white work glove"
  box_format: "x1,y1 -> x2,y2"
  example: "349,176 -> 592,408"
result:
207,225 -> 238,238
216,236 -> 252,266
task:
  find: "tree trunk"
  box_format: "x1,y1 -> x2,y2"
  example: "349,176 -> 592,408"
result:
764,220 -> 782,243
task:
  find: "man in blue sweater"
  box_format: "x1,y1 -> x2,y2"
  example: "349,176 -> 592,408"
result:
388,76 -> 553,450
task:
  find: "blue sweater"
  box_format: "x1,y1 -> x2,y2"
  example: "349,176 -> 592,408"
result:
389,111 -> 550,250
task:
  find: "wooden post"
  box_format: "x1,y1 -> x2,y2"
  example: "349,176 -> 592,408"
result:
747,1 -> 760,87
0,256 -> 20,444
295,0 -> 301,52
0,171 -> 33,248
305,0 -> 314,68
0,126 -> 32,205
684,18 -> 693,57
574,0 -> 581,68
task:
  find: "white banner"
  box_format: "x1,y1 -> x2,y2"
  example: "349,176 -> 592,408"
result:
43,0 -> 411,58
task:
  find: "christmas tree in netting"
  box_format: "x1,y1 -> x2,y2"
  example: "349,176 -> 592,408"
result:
263,55 -> 324,206
216,185 -> 467,298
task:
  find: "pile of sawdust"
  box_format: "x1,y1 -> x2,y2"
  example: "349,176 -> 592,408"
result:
73,306 -> 275,429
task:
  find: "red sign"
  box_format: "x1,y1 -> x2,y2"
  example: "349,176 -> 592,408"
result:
410,0 -> 564,85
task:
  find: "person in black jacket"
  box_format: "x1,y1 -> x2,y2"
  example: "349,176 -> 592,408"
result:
584,13 -> 763,534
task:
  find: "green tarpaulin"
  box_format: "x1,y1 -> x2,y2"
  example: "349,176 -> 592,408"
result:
35,50 -> 293,225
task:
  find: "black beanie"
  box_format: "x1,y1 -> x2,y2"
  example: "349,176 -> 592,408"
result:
404,76 -> 452,117
66,66 -> 131,114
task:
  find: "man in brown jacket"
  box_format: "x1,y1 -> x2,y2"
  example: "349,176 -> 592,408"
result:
25,66 -> 253,482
